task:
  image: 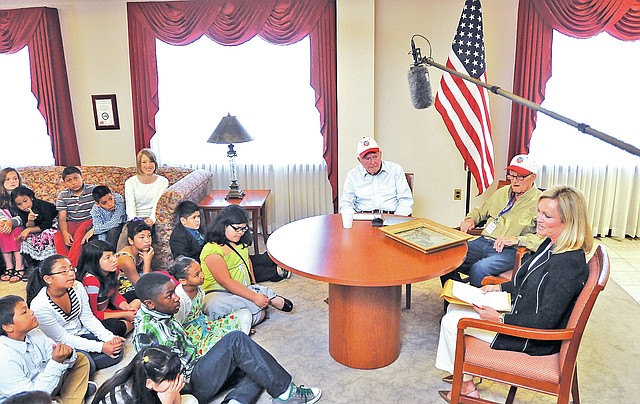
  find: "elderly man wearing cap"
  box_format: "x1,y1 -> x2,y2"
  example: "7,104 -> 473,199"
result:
441,154 -> 543,288
339,137 -> 413,216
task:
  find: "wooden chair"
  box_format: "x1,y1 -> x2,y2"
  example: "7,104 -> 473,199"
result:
448,244 -> 610,404
404,172 -> 414,309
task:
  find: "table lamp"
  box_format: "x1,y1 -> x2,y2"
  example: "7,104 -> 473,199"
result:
207,113 -> 254,199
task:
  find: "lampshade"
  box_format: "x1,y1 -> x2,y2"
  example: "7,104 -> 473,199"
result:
207,113 -> 254,144
207,113 -> 254,200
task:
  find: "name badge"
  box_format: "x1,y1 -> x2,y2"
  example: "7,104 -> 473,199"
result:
484,220 -> 498,235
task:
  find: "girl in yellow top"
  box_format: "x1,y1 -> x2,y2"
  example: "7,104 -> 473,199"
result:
200,205 -> 292,326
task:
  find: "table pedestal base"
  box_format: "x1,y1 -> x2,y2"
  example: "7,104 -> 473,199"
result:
328,284 -> 401,369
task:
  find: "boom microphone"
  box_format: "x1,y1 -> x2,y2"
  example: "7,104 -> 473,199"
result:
408,64 -> 433,109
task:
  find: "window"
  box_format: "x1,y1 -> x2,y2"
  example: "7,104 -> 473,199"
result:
529,31 -> 640,166
153,35 -> 324,166
0,47 -> 55,167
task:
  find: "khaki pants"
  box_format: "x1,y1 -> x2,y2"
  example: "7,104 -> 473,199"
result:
52,352 -> 90,404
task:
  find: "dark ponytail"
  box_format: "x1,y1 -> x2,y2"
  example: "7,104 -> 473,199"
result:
26,254 -> 67,306
91,345 -> 182,404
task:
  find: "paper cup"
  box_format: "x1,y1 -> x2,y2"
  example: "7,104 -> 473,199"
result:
341,212 -> 353,228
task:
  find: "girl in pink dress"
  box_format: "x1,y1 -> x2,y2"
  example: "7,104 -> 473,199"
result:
0,168 -> 25,282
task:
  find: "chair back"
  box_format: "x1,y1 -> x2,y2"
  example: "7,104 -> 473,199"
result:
404,172 -> 414,194
558,244 -> 609,373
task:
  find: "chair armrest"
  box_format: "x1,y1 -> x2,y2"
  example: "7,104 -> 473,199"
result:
480,276 -> 510,286
515,246 -> 529,260
454,225 -> 484,236
457,317 -> 574,341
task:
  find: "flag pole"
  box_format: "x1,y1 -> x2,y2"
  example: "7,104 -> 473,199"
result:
465,167 -> 472,215
423,57 -> 640,158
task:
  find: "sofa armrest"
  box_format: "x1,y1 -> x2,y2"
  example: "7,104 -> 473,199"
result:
152,170 -> 213,268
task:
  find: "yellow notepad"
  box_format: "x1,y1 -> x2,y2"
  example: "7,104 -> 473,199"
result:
440,279 -> 512,312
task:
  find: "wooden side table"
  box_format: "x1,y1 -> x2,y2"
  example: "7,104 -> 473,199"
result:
198,190 -> 271,253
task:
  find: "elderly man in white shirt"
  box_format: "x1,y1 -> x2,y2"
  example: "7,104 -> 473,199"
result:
339,137 -> 413,216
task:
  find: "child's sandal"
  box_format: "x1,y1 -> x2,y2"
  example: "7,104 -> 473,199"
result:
8,269 -> 23,283
0,270 -> 12,282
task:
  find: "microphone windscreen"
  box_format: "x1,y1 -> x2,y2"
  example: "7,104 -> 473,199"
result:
408,65 -> 433,109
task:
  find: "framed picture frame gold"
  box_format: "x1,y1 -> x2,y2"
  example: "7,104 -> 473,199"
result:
379,218 -> 474,254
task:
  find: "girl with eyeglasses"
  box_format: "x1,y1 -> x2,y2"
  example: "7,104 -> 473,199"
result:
200,205 -> 293,327
26,254 -> 126,376
91,345 -> 198,404
77,240 -> 141,337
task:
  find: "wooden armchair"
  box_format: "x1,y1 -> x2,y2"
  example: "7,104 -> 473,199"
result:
448,244 -> 610,404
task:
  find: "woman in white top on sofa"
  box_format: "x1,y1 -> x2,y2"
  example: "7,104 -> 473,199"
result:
125,148 -> 169,227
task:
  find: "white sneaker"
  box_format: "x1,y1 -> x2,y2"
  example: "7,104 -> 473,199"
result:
272,383 -> 321,404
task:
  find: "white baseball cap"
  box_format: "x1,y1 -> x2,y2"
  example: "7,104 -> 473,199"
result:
356,137 -> 380,158
505,154 -> 537,175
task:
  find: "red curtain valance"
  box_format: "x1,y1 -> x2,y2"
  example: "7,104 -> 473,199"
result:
127,0 -> 338,209
0,7 -> 80,165
509,0 -> 640,159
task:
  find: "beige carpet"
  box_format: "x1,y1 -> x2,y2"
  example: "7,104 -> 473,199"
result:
4,270 -> 636,403
187,274 -> 638,403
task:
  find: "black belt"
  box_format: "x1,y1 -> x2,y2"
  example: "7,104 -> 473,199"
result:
359,210 -> 395,214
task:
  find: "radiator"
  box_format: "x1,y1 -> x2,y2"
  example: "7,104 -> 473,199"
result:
185,162 -> 333,233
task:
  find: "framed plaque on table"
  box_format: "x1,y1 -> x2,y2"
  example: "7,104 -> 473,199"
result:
380,218 -> 473,253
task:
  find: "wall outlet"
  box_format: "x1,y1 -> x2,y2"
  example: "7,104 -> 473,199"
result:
453,188 -> 462,200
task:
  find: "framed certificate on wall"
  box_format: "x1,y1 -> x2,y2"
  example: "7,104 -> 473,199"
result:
91,94 -> 120,130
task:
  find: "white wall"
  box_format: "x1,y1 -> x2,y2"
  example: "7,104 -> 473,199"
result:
338,0 -> 519,225
0,0 -> 519,225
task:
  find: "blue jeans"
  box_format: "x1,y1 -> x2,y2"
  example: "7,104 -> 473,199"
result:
190,331 -> 291,403
77,333 -> 124,376
441,236 -> 517,287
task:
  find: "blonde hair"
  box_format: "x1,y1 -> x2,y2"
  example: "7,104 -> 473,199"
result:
540,186 -> 593,254
136,148 -> 158,175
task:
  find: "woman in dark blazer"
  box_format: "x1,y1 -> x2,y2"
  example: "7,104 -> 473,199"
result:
435,186 -> 593,402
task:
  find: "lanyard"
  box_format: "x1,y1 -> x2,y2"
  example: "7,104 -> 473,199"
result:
495,194 -> 516,221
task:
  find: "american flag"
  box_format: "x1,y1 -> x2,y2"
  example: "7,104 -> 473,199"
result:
435,0 -> 494,195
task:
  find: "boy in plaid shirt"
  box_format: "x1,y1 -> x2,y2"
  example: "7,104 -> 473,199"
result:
133,273 -> 321,404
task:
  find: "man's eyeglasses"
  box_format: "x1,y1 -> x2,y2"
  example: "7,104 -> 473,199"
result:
506,173 -> 533,181
49,267 -> 77,276
229,224 -> 249,233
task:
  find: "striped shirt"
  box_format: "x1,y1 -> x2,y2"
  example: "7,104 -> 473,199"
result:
30,281 -> 115,353
56,184 -> 96,222
49,287 -> 82,322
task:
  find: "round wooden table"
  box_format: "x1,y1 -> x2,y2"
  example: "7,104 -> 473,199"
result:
267,214 -> 467,369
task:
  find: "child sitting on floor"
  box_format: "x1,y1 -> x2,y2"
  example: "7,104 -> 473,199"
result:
91,345 -> 198,404
132,272 -> 322,404
168,256 -> 251,355
27,254 -> 126,376
78,240 -> 141,337
0,295 -> 92,403
200,205 -> 293,326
